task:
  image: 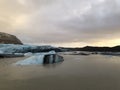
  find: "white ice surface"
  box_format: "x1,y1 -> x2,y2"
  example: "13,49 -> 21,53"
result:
15,55 -> 44,65
24,52 -> 33,56
14,51 -> 57,65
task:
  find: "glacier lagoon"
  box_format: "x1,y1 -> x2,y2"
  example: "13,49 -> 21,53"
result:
0,54 -> 120,90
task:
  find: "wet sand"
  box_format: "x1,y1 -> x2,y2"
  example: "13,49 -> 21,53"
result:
0,55 -> 120,90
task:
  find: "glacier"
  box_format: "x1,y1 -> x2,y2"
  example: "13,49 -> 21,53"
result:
0,44 -> 61,54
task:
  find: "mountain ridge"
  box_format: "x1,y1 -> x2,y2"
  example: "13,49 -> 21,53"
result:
0,32 -> 23,45
60,45 -> 120,52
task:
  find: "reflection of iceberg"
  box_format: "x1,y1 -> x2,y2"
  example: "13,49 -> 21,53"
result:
14,51 -> 64,65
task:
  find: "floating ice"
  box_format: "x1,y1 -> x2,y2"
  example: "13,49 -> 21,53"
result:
24,52 -> 33,56
15,55 -> 44,65
14,51 -> 64,65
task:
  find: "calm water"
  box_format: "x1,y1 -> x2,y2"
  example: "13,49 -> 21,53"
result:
0,55 -> 120,90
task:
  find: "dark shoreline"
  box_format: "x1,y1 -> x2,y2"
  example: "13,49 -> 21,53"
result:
0,53 -> 24,58
60,45 -> 120,52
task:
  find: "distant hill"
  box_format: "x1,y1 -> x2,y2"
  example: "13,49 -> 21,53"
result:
60,46 -> 120,52
0,32 -> 23,45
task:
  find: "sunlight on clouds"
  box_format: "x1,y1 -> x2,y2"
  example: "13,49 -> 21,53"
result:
55,38 -> 120,47
18,0 -> 26,5
93,39 -> 120,47
52,42 -> 88,47
12,15 -> 28,28
54,39 -> 120,47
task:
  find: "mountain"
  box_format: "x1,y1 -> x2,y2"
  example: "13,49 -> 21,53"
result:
0,32 -> 23,44
60,46 -> 120,52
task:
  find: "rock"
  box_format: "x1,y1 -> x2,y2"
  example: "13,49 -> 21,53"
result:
0,32 -> 23,44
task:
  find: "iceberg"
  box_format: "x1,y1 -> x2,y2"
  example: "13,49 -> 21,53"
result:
15,55 -> 44,65
14,51 -> 64,65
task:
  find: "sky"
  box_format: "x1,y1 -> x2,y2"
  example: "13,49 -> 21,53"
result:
0,0 -> 120,47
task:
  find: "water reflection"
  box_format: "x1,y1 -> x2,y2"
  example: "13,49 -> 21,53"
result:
42,62 -> 63,68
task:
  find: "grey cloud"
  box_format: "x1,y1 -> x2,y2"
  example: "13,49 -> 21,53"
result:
0,0 -> 120,46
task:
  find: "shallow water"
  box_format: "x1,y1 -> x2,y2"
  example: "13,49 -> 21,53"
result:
0,55 -> 120,90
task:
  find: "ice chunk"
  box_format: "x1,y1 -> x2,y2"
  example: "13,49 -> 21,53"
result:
15,55 -> 44,65
14,51 -> 64,66
48,51 -> 56,54
14,53 -> 24,56
24,52 -> 33,56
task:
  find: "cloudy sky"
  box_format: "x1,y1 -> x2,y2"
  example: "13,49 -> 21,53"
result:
0,0 -> 120,47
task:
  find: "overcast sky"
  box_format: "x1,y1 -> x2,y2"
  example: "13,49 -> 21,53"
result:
0,0 -> 120,47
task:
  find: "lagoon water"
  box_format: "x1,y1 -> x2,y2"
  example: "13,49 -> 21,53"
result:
0,54 -> 120,90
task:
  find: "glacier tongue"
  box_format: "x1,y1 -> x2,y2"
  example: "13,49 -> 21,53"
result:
0,44 -> 60,54
0,50 -> 4,54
